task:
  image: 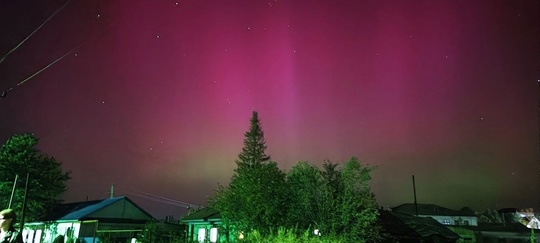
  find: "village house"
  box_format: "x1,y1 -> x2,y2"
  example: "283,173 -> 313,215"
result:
22,196 -> 183,243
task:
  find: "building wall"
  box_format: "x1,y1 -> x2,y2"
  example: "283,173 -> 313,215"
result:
186,223 -> 239,243
423,215 -> 478,226
23,221 -> 81,243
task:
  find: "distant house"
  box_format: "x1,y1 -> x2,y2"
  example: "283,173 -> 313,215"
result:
450,222 -> 539,243
184,206 -> 461,243
22,196 -> 181,243
392,203 -> 478,226
379,210 -> 460,243
180,207 -> 233,243
499,208 -> 540,229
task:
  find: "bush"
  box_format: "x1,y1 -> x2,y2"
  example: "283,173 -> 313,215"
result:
245,227 -> 346,243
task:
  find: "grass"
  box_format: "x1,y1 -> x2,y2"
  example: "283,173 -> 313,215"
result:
245,227 -> 346,243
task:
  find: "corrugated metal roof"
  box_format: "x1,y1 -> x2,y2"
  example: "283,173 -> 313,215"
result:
392,203 -> 476,217
58,197 -> 124,220
380,210 -> 460,240
39,196 -> 154,221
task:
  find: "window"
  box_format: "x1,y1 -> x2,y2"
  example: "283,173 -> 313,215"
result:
210,228 -> 218,243
33,230 -> 42,243
197,228 -> 206,243
442,219 -> 451,225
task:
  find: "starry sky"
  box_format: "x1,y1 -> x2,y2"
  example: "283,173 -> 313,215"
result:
0,0 -> 539,219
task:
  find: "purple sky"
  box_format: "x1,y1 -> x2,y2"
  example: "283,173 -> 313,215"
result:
0,0 -> 539,219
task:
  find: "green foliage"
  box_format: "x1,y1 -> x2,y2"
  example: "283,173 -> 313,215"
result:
246,228 -> 345,243
137,220 -> 186,243
210,112 -> 381,242
286,158 -> 381,242
138,220 -> 160,243
286,161 -> 324,229
337,158 -> 380,241
0,133 -> 71,222
210,111 -> 288,235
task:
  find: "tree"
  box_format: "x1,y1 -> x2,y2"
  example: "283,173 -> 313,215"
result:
286,158 -> 381,242
0,133 -> 71,222
477,208 -> 504,223
137,220 -> 161,243
286,161 -> 324,230
236,111 -> 270,167
337,157 -> 380,242
210,111 -> 288,235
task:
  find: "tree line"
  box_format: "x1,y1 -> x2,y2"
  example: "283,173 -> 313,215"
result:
209,111 -> 381,242
0,111 -> 381,242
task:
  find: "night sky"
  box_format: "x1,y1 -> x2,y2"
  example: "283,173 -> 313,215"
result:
1,0 -> 539,219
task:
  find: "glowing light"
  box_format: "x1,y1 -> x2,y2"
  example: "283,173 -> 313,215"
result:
197,228 -> 206,242
210,228 -> 218,242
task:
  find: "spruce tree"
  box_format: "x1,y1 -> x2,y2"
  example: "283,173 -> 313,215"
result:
210,111 -> 288,235
236,111 -> 270,168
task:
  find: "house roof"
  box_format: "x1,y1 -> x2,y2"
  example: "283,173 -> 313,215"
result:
180,207 -> 221,222
39,196 -> 154,222
392,203 -> 476,217
379,210 -> 460,240
462,222 -> 533,233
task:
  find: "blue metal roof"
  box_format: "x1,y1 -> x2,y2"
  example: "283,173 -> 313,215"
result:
39,196 -> 154,221
58,196 -> 125,220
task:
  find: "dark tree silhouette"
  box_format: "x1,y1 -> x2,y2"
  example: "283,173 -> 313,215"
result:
235,111 -> 270,168
0,133 -> 71,222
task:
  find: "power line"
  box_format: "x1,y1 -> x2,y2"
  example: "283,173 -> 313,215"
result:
131,191 -> 201,209
0,0 -> 72,65
0,0 -> 73,100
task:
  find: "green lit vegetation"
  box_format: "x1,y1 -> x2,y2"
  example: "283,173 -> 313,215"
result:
0,133 -> 71,222
209,111 -> 381,242
246,228 -> 346,243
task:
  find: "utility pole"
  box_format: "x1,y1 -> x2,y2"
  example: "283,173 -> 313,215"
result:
537,80 -> 540,211
8,174 -> 18,208
19,173 -> 29,232
412,175 -> 418,216
110,183 -> 114,198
